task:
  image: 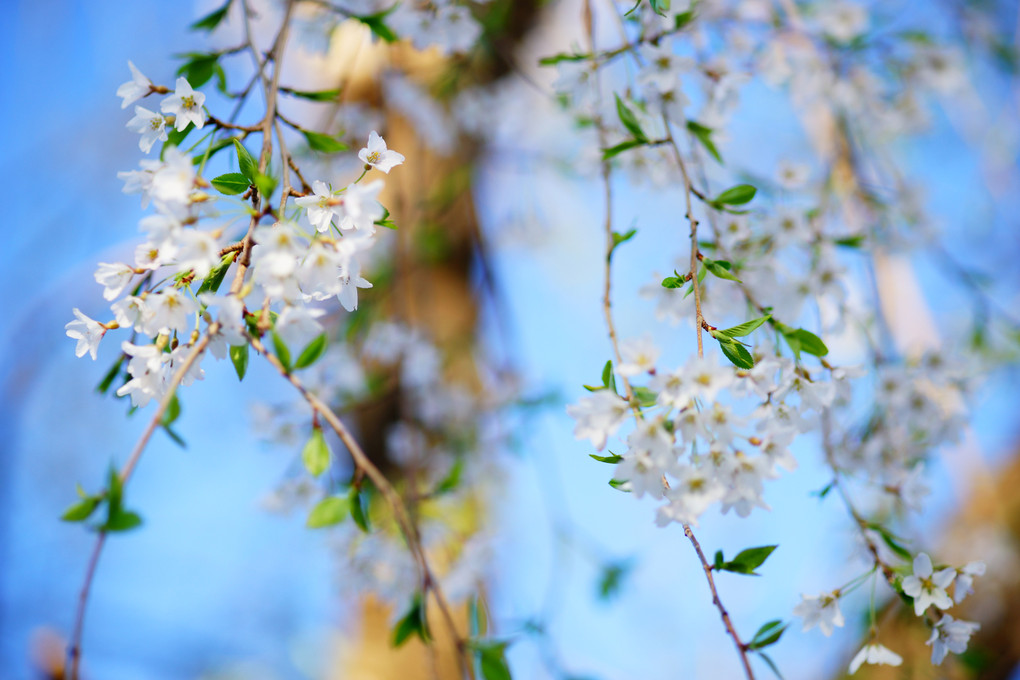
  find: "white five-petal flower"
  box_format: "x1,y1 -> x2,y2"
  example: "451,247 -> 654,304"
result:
793,591 -> 845,636
358,131 -> 405,174
160,77 -> 206,131
65,308 -> 106,360
902,553 -> 955,615
117,61 -> 152,109
126,106 -> 168,153
848,643 -> 902,674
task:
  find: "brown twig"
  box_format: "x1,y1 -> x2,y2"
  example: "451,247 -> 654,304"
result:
248,336 -> 475,679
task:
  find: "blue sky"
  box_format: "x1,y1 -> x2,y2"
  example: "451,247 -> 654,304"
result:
1,1 -> 1019,679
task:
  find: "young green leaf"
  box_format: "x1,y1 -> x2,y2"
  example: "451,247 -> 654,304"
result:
686,120 -> 722,163
747,620 -> 787,651
789,329 -> 828,357
302,129 -> 349,153
102,510 -> 143,533
661,275 -> 685,289
96,356 -> 124,394
271,331 -> 292,372
196,252 -> 235,296
281,87 -> 342,102
160,393 -> 181,427
632,386 -> 658,407
600,360 -> 618,394
349,485 -> 371,533
704,259 -> 742,282
597,561 -> 631,600
190,0 -> 231,32
434,458 -> 464,495
357,10 -> 399,43
716,314 -> 771,339
233,139 -> 259,182
229,344 -> 248,381
608,479 -> 631,492
611,228 -> 637,250
176,52 -> 219,88
254,172 -> 277,199
614,95 -> 648,142
476,641 -> 512,680
392,593 -> 429,647
716,545 -> 777,575
294,334 -> 329,370
713,184 -> 757,205
589,453 -> 624,464
302,427 -> 331,477
306,496 -> 349,528
211,172 -> 250,195
602,139 -> 646,160
718,338 -> 755,369
61,497 -> 100,522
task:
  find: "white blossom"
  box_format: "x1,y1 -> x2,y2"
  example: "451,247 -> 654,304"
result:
117,61 -> 151,109
902,553 -> 955,615
848,643 -> 902,674
160,76 -> 206,131
358,131 -> 405,174
65,309 -> 106,360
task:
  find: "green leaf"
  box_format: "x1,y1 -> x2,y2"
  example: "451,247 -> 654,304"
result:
597,561 -> 630,600
306,496 -> 349,528
160,393 -> 181,427
716,314 -> 771,339
649,0 -> 670,15
632,386 -> 658,407
96,356 -> 124,394
758,651 -> 784,679
788,329 -> 828,357
589,453 -> 623,464
211,172 -> 250,195
162,425 -> 187,449
176,52 -> 219,88
611,228 -> 637,250
102,510 -> 143,533
713,550 -> 725,570
349,486 -> 371,532
476,641 -> 512,680
272,331 -> 292,372
233,139 -> 258,182
229,344 -> 248,381
392,593 -> 429,647
357,10 -> 398,43
675,9 -> 695,29
302,128 -> 349,153
600,360 -> 618,394
538,52 -> 589,66
434,458 -> 464,495
614,95 -> 648,142
602,139 -> 645,160
196,252 -> 235,296
717,545 -> 777,575
713,184 -> 757,206
834,235 -> 865,248
704,259 -> 742,282
192,136 -> 237,165
747,620 -> 787,651
281,87 -> 342,102
105,465 -> 123,519
190,0 -> 231,32
608,479 -> 631,492
718,339 -> 755,369
61,497 -> 100,522
161,126 -> 192,158
686,120 -> 722,163
302,427 -> 331,477
294,334 -> 328,369
254,172 -> 277,199
661,275 -> 685,289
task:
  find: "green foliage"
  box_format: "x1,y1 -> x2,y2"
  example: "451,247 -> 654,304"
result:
703,258 -> 742,282
302,129 -> 349,153
349,485 -> 371,532
233,139 -> 259,182
271,331 -> 292,372
392,592 -> 430,647
196,252 -> 236,295
589,452 -> 623,464
229,344 -> 248,381
301,426 -> 330,477
306,496 -> 349,528
190,0 -> 231,32
434,458 -> 464,495
686,120 -> 722,163
211,172 -> 250,195
712,184 -> 757,206
714,314 -> 771,339
747,620 -> 787,651
176,51 -> 220,88
294,334 -> 328,370
472,640 -> 513,680
614,95 -> 648,143
717,337 -> 754,369
356,8 -> 399,43
597,560 -> 631,600
712,545 -> 777,575
281,87 -> 342,102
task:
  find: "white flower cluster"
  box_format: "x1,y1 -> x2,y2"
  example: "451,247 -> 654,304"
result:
568,338 -> 851,526
66,63 -> 404,413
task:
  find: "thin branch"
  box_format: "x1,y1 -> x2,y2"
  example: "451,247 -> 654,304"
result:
68,332 -> 214,679
248,336 -> 475,680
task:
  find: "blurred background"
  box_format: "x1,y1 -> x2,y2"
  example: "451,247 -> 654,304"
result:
2,1 -> 1020,679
